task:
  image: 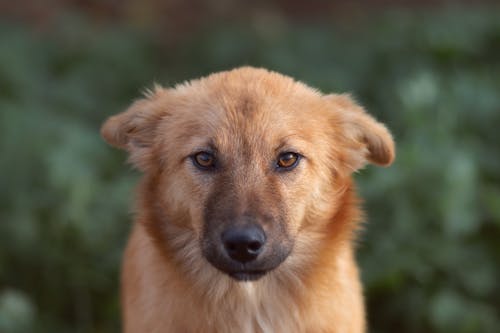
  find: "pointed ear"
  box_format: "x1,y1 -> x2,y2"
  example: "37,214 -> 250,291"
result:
325,94 -> 395,172
101,87 -> 168,171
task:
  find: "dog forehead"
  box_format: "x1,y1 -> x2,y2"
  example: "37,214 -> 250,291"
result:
160,68 -> 330,155
208,71 -> 323,127
196,93 -> 314,153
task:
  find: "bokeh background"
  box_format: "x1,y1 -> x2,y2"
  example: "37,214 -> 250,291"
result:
1,1 -> 500,332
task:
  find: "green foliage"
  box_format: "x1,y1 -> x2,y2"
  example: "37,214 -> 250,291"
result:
1,8 -> 499,332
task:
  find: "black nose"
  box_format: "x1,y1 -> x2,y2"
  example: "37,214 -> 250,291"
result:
222,225 -> 266,263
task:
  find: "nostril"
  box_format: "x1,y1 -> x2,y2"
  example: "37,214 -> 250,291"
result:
226,242 -> 237,252
247,241 -> 262,253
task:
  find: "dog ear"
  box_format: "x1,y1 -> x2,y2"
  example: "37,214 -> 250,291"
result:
101,88 -> 168,171
325,94 -> 395,172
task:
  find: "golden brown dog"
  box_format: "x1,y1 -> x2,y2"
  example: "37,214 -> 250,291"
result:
101,67 -> 394,333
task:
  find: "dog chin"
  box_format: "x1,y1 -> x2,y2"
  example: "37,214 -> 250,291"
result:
227,270 -> 267,281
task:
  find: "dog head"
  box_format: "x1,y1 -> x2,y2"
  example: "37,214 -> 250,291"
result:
101,67 -> 394,282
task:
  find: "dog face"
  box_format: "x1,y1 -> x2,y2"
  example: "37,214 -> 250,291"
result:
101,67 -> 394,282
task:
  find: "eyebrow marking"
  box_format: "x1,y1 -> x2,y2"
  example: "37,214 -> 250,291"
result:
188,139 -> 217,155
274,134 -> 301,153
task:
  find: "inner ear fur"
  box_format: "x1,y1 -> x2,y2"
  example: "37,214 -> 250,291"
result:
101,87 -> 168,170
326,94 -> 395,170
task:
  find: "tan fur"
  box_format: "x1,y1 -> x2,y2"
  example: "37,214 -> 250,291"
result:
101,67 -> 395,333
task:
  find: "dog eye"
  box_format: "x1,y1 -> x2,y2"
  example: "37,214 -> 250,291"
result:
276,152 -> 300,170
192,152 -> 216,170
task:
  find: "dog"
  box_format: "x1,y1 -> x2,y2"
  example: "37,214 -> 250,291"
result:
101,67 -> 395,333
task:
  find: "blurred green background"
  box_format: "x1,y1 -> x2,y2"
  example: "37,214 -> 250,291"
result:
1,1 -> 499,332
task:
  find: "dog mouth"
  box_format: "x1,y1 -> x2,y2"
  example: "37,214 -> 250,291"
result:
201,233 -> 293,282
228,269 -> 267,281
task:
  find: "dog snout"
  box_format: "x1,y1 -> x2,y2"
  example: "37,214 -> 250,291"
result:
221,225 -> 266,263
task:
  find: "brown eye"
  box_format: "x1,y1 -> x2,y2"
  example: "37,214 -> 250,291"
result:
277,152 -> 300,170
192,152 -> 216,170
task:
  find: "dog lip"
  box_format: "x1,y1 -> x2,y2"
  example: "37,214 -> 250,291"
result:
228,270 -> 267,281
204,254 -> 278,281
